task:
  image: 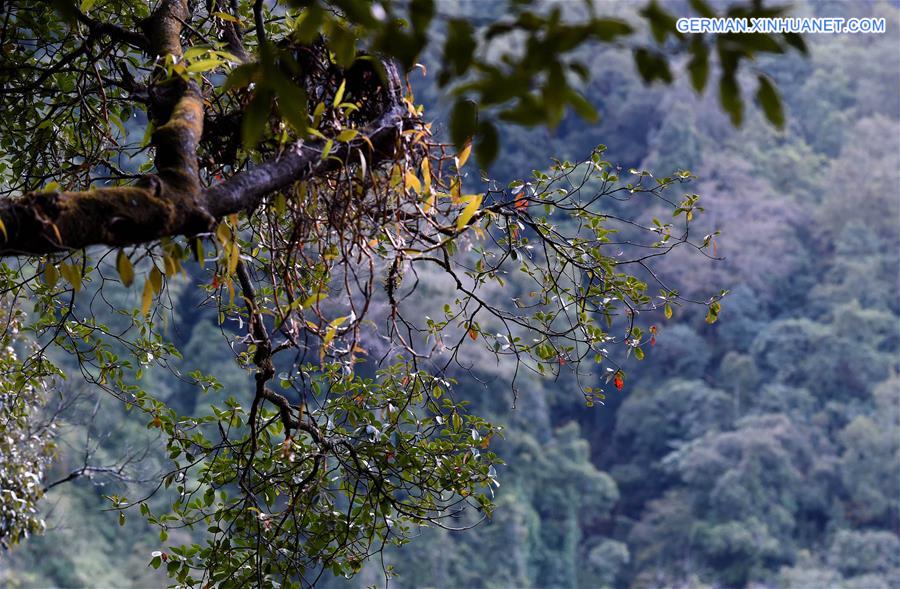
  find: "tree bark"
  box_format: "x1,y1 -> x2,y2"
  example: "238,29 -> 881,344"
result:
0,0 -> 408,257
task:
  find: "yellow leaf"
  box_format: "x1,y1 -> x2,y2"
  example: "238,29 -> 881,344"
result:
405,170 -> 422,194
333,79 -> 346,107
456,194 -> 483,231
450,178 -> 462,204
149,266 -> 163,294
211,10 -> 241,23
227,241 -> 240,276
59,263 -> 81,292
272,192 -> 286,215
321,315 -> 350,361
163,253 -> 177,277
336,129 -> 358,142
456,142 -> 472,169
421,158 -> 432,191
323,315 -> 349,347
664,303 -> 673,319
321,139 -> 333,159
389,165 -> 403,188
183,46 -> 210,60
186,58 -> 223,73
216,222 -> 231,246
301,290 -> 326,309
116,250 -> 134,287
0,217 -> 7,242
44,263 -> 58,288
141,279 -> 154,317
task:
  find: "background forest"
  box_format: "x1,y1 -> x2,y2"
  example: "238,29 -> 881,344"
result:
2,0 -> 898,588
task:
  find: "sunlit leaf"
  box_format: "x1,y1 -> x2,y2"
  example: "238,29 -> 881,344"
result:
456,194 -> 483,231
116,250 -> 134,287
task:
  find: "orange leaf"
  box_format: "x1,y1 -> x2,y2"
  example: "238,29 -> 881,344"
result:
614,371 -> 624,391
467,328 -> 478,341
514,191 -> 528,210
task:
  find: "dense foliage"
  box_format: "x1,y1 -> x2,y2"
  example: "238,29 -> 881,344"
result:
0,0 -> 896,588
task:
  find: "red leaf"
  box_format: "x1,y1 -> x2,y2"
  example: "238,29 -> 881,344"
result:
614,371 -> 624,391
513,191 -> 528,210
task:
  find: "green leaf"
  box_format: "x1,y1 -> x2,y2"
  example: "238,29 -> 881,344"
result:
634,48 -> 672,84
566,89 -> 598,123
719,74 -> 743,127
474,120 -> 499,169
329,25 -> 357,68
450,99 -> 478,149
223,63 -> 258,91
242,89 -> 272,149
80,0 -> 96,12
705,301 -> 721,324
782,32 -> 808,54
640,1 -> 678,44
498,97 -> 546,127
689,0 -> 717,18
756,74 -> 784,129
441,19 -> 476,85
272,76 -> 309,135
687,39 -> 709,93
591,18 -> 633,41
732,33 -> 784,54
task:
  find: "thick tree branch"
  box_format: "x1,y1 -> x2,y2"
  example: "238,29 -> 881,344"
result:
203,103 -> 405,219
73,5 -> 149,52
0,50 -> 409,256
0,0 -> 209,256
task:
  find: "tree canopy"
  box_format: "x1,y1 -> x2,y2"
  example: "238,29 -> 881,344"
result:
0,1 -> 807,587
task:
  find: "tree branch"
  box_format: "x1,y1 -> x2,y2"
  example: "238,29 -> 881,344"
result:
0,52 -> 409,256
73,3 -> 149,52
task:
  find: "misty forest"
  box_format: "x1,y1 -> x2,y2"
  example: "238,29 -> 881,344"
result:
0,0 -> 898,588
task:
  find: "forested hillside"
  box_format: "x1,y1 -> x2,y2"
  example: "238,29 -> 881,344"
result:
2,1 -> 898,588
